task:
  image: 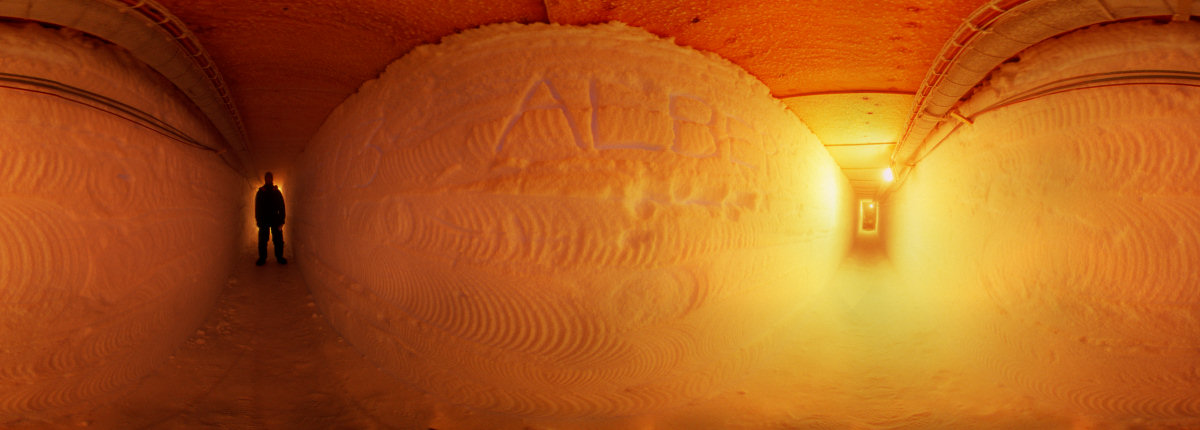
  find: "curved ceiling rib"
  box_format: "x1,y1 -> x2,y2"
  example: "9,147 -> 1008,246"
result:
887,0 -> 1195,196
0,0 -> 249,174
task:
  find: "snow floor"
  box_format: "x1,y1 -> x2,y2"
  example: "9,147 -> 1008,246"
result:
8,246 -> 463,429
6,236 -> 1099,429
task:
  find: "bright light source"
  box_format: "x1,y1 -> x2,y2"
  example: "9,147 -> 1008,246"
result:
882,167 -> 894,182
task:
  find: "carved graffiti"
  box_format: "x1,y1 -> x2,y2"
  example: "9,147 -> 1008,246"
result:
496,78 -> 770,169
496,79 -> 586,156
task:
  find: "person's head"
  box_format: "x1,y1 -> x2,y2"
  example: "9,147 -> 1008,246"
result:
264,171 -> 273,185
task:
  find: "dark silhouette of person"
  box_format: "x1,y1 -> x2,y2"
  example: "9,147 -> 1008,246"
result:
255,172 -> 287,266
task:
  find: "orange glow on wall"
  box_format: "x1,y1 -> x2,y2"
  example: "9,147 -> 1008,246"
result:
294,22 -> 853,417
882,21 -> 1200,423
0,23 -> 241,418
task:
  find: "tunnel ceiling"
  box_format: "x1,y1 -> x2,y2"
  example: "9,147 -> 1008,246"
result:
148,0 -> 988,195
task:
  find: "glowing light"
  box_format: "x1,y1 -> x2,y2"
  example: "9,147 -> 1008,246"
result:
882,167 -> 894,182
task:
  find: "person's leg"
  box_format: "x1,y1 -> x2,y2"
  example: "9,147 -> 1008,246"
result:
272,225 -> 286,264
257,227 -> 269,265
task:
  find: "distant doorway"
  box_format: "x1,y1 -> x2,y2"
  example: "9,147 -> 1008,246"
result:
860,200 -> 878,231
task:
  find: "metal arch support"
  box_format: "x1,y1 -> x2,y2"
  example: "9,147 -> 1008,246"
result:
884,0 -> 1195,200
0,0 -> 250,176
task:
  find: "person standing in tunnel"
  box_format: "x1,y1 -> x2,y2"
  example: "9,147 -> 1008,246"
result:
255,172 -> 287,266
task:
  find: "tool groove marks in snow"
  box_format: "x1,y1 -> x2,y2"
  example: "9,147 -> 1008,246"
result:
0,23 -> 240,419
886,21 -> 1200,422
296,22 -> 851,417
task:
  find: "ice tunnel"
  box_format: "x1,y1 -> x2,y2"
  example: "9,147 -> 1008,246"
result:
0,23 -> 241,416
0,0 -> 1198,426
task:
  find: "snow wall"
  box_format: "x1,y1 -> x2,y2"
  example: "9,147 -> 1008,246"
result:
0,23 -> 242,417
882,21 -> 1200,421
296,22 -> 853,417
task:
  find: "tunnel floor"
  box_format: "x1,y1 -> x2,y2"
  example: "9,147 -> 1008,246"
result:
20,248 -> 459,429
20,235 -> 1063,429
